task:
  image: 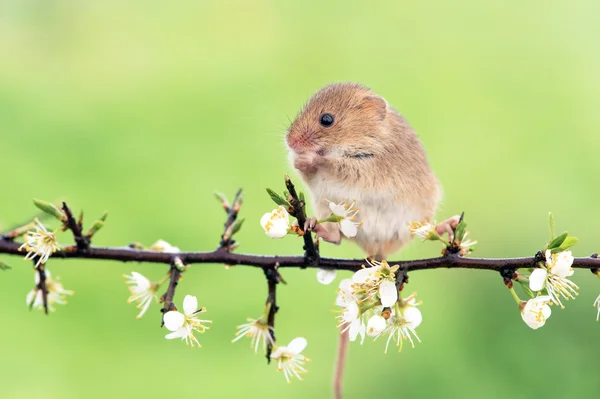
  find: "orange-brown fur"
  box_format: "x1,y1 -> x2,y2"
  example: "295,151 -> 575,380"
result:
287,82 -> 441,258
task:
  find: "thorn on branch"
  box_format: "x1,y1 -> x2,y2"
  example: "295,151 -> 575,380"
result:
264,266 -> 280,363
284,176 -> 319,267
61,202 -> 90,251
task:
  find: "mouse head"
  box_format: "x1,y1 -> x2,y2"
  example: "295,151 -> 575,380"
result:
286,83 -> 389,165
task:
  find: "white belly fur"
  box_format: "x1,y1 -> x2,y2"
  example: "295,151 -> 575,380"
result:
309,176 -> 424,257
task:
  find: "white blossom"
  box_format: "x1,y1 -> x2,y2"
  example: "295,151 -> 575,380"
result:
594,295 -> 600,322
337,301 -> 366,344
316,268 -> 336,285
366,315 -> 387,337
124,272 -> 160,318
458,232 -> 477,255
375,293 -> 422,353
26,269 -> 73,312
352,259 -> 399,307
520,296 -> 552,329
163,295 -> 212,347
529,250 -> 578,308
232,316 -> 274,354
326,200 -> 361,238
270,337 -> 309,383
150,240 -> 180,253
335,279 -> 366,343
260,206 -> 290,239
408,220 -> 438,241
19,219 -> 61,267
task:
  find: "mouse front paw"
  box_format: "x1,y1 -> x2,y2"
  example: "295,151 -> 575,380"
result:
435,215 -> 461,243
293,152 -> 320,173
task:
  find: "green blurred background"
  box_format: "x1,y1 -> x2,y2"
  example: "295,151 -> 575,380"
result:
1,1 -> 599,398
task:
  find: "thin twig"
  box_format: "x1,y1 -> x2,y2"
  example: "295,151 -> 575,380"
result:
218,189 -> 243,251
264,266 -> 279,363
36,264 -> 49,315
2,221 -> 35,241
160,258 -> 182,324
61,202 -> 89,251
285,175 -> 319,267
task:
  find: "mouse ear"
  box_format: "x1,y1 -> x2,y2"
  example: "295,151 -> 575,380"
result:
360,96 -> 387,120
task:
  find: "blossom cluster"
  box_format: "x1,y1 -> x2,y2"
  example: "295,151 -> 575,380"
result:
335,260 -> 423,352
514,249 -> 578,329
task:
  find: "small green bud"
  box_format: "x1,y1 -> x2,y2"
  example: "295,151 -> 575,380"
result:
98,211 -> 108,222
33,198 -> 65,221
86,220 -> 105,238
0,260 -> 11,271
214,192 -> 231,209
230,218 -> 245,236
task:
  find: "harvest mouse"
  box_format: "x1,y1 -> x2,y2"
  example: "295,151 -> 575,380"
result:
286,82 -> 458,260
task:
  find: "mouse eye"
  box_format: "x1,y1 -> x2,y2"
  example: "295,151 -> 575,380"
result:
319,113 -> 335,127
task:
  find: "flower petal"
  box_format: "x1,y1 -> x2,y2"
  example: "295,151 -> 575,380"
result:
335,279 -> 354,307
366,315 -> 387,337
287,337 -> 307,354
379,280 -> 398,307
183,295 -> 198,315
165,327 -> 187,340
403,307 -> 423,329
551,251 -> 574,278
329,202 -> 347,217
529,269 -> 548,292
316,268 -> 337,285
352,267 -> 376,284
163,311 -> 185,331
339,219 -> 358,238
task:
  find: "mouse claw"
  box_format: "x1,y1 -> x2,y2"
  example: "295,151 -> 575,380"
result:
304,217 -> 318,233
435,215 -> 461,243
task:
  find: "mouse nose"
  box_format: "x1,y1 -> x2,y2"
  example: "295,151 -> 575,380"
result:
286,134 -> 312,152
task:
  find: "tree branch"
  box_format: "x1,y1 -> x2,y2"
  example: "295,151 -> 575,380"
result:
0,238 -> 598,272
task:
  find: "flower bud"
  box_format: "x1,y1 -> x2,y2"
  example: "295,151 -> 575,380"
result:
33,198 -> 65,222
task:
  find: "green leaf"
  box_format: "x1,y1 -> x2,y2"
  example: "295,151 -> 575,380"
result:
299,191 -> 305,203
454,220 -> 467,243
33,198 -> 65,221
266,188 -> 288,206
548,212 -> 555,240
547,232 -> 567,250
551,236 -> 578,253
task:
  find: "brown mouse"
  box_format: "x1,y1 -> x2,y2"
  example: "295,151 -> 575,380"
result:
286,82 -> 457,260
